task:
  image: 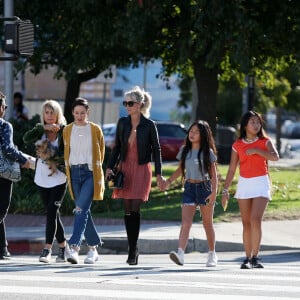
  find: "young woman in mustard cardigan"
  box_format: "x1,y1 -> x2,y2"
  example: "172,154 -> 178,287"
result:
63,97 -> 105,264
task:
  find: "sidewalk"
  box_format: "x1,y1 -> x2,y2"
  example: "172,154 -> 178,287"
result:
5,214 -> 300,255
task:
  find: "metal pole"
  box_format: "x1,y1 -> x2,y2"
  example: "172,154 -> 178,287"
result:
143,59 -> 147,90
4,0 -> 14,120
101,82 -> 107,126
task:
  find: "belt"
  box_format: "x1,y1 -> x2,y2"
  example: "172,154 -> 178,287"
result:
71,164 -> 88,168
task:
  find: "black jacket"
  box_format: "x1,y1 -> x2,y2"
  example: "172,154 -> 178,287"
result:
107,114 -> 162,176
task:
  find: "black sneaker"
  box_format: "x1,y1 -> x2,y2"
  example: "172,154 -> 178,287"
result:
240,257 -> 251,269
39,248 -> 51,263
251,256 -> 264,268
56,247 -> 66,263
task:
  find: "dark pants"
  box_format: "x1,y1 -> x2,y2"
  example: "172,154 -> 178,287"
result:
0,177 -> 13,248
38,183 -> 67,245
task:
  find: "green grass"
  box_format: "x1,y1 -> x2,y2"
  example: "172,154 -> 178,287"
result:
94,164 -> 300,223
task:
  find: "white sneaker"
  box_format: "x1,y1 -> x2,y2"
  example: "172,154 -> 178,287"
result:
206,251 -> 218,267
39,248 -> 52,263
84,249 -> 99,264
66,247 -> 79,264
169,250 -> 184,266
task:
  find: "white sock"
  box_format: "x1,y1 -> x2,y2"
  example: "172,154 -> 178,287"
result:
178,248 -> 184,255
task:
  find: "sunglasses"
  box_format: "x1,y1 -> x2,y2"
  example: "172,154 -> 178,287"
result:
122,101 -> 137,107
2,105 -> 8,110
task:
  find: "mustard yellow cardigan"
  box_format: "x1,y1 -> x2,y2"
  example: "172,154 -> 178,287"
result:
63,122 -> 105,200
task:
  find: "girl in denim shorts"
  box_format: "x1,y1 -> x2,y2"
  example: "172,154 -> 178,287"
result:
163,120 -> 218,267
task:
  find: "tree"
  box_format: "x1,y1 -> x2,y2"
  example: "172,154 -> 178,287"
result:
13,0 -> 145,122
130,1 -> 300,133
7,0 -> 300,129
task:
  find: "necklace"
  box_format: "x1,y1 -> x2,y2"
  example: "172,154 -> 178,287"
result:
245,136 -> 258,143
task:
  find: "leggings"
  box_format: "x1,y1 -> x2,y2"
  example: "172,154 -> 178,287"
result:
38,183 -> 67,245
0,177 -> 13,248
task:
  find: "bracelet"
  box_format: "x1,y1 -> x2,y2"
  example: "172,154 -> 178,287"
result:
222,189 -> 229,194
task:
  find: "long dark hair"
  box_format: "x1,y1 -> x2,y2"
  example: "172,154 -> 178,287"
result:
239,110 -> 267,139
180,120 -> 217,180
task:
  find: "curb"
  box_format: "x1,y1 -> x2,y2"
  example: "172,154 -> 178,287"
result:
7,237 -> 300,256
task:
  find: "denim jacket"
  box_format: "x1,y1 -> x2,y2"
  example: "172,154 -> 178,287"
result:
0,118 -> 27,165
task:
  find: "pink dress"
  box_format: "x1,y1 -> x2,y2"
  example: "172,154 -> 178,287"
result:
112,138 -> 152,201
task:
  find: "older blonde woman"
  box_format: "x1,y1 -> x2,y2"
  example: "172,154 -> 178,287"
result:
24,100 -> 67,263
105,86 -> 163,265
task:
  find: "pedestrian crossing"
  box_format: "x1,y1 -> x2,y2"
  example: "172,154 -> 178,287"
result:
0,254 -> 299,299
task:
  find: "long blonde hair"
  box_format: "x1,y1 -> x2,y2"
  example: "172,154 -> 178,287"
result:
42,100 -> 66,125
124,86 -> 152,118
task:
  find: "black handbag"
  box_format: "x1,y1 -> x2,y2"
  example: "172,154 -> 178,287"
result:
113,170 -> 124,189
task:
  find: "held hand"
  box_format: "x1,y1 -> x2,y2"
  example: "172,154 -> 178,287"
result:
105,169 -> 113,181
156,175 -> 163,190
160,178 -> 171,191
44,124 -> 60,132
21,159 -> 31,169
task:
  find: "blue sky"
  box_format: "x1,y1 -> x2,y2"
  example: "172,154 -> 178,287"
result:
111,60 -> 180,121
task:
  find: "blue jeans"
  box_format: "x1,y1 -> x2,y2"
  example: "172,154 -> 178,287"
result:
69,164 -> 101,248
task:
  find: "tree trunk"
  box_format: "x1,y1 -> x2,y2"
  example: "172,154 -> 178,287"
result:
275,106 -> 282,157
64,78 -> 81,123
192,58 -> 219,135
64,68 -> 101,123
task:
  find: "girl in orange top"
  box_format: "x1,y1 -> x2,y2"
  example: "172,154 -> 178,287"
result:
221,111 -> 279,269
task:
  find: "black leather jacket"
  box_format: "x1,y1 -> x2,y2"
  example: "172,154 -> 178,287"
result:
107,115 -> 162,176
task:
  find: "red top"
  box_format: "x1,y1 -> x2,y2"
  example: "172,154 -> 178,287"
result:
233,138 -> 269,178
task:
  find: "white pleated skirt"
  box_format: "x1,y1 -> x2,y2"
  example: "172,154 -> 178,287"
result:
234,174 -> 271,200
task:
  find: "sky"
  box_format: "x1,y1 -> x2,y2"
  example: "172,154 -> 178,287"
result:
111,60 -> 181,121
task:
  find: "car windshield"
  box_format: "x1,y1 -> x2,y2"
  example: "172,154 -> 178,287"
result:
157,124 -> 186,138
102,125 -> 116,136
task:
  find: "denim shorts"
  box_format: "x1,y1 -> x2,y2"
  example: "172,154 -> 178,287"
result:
182,181 -> 212,206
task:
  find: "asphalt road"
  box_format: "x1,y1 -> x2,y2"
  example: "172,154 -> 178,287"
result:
0,250 -> 299,300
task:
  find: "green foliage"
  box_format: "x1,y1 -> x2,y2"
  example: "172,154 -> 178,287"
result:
9,1 -> 300,133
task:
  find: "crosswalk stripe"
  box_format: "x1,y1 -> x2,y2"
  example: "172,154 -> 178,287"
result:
0,272 -> 300,294
0,285 -> 295,300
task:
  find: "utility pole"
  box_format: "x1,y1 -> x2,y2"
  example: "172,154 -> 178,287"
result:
4,0 -> 14,119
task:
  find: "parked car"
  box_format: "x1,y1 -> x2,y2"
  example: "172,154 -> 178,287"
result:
156,121 -> 187,161
282,139 -> 300,159
281,122 -> 300,139
102,121 -> 187,161
102,123 -> 117,149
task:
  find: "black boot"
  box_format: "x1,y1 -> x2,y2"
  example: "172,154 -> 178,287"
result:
124,212 -> 140,265
0,247 -> 11,260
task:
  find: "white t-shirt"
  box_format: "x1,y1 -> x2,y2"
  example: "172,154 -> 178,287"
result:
69,123 -> 93,170
34,134 -> 66,188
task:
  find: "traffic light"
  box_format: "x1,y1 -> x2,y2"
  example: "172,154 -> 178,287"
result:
4,19 -> 34,57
